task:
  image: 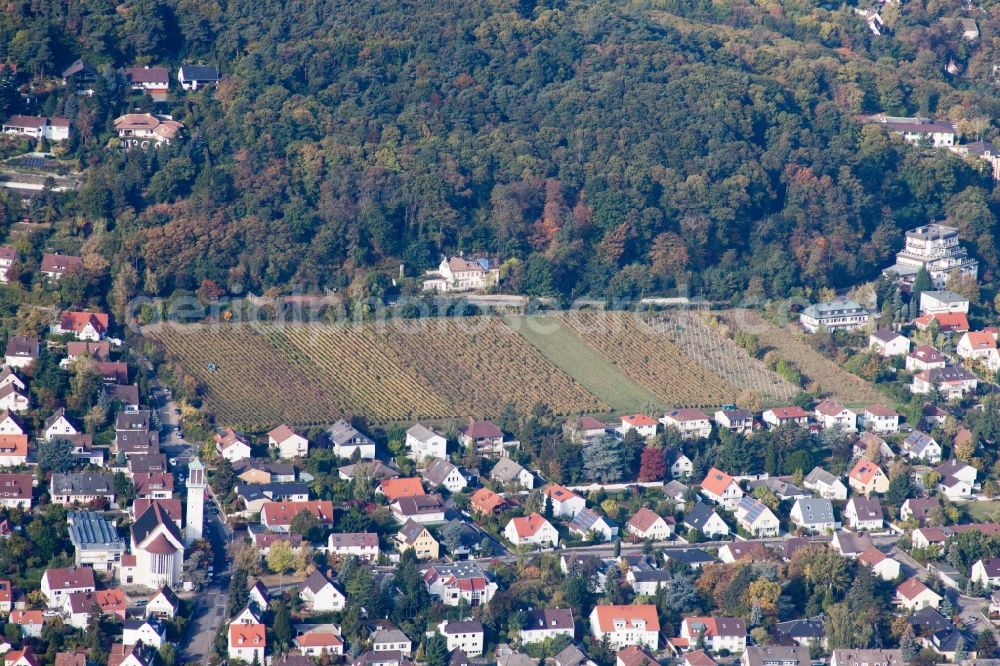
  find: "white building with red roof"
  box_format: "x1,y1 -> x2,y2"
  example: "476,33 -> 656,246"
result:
261,500 -> 334,532
762,406 -> 809,429
229,623 -> 266,663
619,414 -> 658,439
676,617 -> 747,654
858,547 -> 901,581
859,405 -> 900,433
896,577 -> 942,611
957,330 -> 999,361
505,512 -> 558,547
590,604 -> 659,650
459,419 -> 506,458
869,329 -> 909,357
848,460 -> 889,496
906,345 -> 947,372
423,563 -> 498,607
814,400 -> 857,431
542,483 -> 586,518
268,424 -> 308,459
699,467 -> 743,510
41,567 -> 95,608
627,507 -> 674,541
660,409 -> 712,439
53,311 -> 109,341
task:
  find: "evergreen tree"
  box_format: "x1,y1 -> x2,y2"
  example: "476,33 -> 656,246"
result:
424,634 -> 449,666
912,266 -> 932,304
273,600 -> 293,649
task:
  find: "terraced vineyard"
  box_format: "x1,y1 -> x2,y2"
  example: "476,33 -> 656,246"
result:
644,312 -> 799,403
557,311 -> 740,407
719,309 -> 887,406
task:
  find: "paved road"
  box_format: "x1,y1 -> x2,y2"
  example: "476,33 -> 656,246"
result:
179,505 -> 232,665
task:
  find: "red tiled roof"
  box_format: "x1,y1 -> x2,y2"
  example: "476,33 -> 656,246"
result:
379,477 -> 425,501
510,512 -> 550,538
700,467 -> 736,496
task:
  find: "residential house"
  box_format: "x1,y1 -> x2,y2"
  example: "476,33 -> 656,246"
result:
885,224 -> 976,288
542,484 -> 586,518
869,330 -> 910,357
589,604 -> 659,650
940,16 -> 980,39
491,457 -> 534,489
214,427 -> 251,462
268,424 -> 308,459
563,416 -> 609,443
619,414 -> 658,439
897,577 -> 942,611
228,623 -> 266,664
663,548 -> 716,570
700,467 -> 743,510
831,531 -> 874,558
907,345 -> 948,372
294,623 -> 344,657
438,620 -> 485,657
519,609 -> 575,644
337,460 -> 397,483
684,502 -> 729,539
506,513 -> 559,547
747,478 -> 810,501
853,432 -> 894,461
395,519 -> 440,559
858,547 -> 902,581
132,473 -> 174,500
372,621 -> 413,654
0,473 -> 30,509
800,300 -> 871,332
735,496 -> 780,537
299,570 -> 346,612
422,255 -> 500,293
773,618 -> 826,648
123,66 -> 170,96
803,467 -> 848,500
617,647 -> 657,666
718,541 -> 772,565
422,458 -> 467,493
0,383 -> 28,414
9,611 -> 44,638
902,431 -> 942,464
789,498 -> 837,533
660,409 -> 712,439
113,114 -> 182,147
327,532 -> 379,561
671,454 -> 694,479
261,500 -> 334,532
860,405 -> 901,433
177,65 -> 220,90
50,473 -> 114,506
569,508 -> 618,542
0,411 -> 22,435
714,409 -> 753,434
901,498 -> 940,525
470,488 -> 507,516
327,419 -> 376,459
406,424 -> 447,463
54,311 -> 108,341
423,563 -> 498,607
936,459 -> 976,500
63,589 -> 126,629
740,646 -> 808,666
844,497 -> 884,531
912,366 -> 978,399
815,400 -> 857,431
390,494 -> 446,524
762,406 -> 810,429
145,586 -> 180,619
848,460 -> 889,495
459,420 -> 506,458
677,617 -> 747,653
957,330 -> 999,363
920,290 -> 970,314
626,507 -> 674,541
2,115 -> 70,141
0,247 -> 15,284
44,409 -> 78,441
971,558 -> 1000,588
41,567 -> 95,608
40,254 -> 83,282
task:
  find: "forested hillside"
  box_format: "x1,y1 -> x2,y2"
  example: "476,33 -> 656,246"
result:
3,0 -> 1000,303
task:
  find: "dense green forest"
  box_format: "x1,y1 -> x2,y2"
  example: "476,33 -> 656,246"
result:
1,0 -> 1000,305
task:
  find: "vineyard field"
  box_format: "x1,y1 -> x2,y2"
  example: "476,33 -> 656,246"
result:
507,315 -> 666,414
720,310 -> 888,407
145,319 -> 606,429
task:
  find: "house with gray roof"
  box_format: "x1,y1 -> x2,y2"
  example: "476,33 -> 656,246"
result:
51,473 -> 115,506
799,300 -> 871,333
790,498 -> 837,533
803,467 -> 848,500
683,502 -> 729,538
490,457 -> 534,489
421,458 -> 467,493
327,419 -> 375,460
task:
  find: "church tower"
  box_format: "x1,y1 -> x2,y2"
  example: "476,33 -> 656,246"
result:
185,458 -> 206,545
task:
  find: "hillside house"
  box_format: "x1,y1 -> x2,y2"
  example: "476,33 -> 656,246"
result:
4,336 -> 38,369
0,247 -> 16,283
762,406 -> 810,429
902,431 -> 942,463
390,494 -> 446,524
267,425 -> 308,459
869,330 -> 909,357
907,345 -> 947,372
520,609 -> 575,645
53,311 -> 109,341
491,457 -> 534,489
920,291 -> 969,314
395,519 -> 440,559
815,400 -> 857,431
619,414 -> 658,439
912,366 -> 978,398
860,405 -> 900,433
177,64 -> 219,90
113,114 -> 182,147
422,255 -> 500,293
214,428 -> 251,462
671,454 -> 694,479
405,424 -> 447,462
913,312 -> 970,334
459,419 -> 506,458
422,458 -> 467,493
660,409 -> 712,439
2,115 -> 69,141
799,300 -> 871,332
327,532 -> 379,561
868,116 -> 956,148
437,620 -> 485,657
299,571 -> 346,612
714,408 -> 753,434
957,330 -> 999,362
